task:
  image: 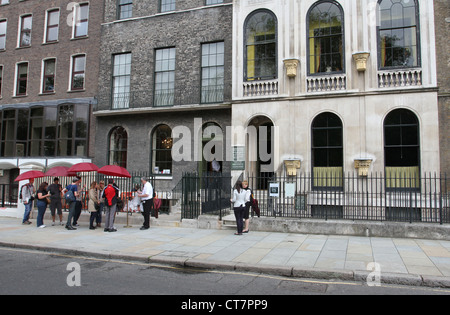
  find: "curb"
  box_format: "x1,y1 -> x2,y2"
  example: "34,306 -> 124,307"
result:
1,241 -> 449,289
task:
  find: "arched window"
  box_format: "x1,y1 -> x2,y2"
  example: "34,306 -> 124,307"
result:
109,126 -> 128,168
384,109 -> 420,189
378,0 -> 420,69
152,124 -> 172,175
307,1 -> 344,75
244,10 -> 277,81
311,112 -> 343,188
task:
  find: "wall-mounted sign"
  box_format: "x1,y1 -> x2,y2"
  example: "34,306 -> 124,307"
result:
231,146 -> 245,171
269,182 -> 280,198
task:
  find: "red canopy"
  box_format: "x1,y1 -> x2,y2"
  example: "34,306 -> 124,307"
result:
68,162 -> 99,173
98,165 -> 131,178
44,166 -> 77,177
14,170 -> 45,182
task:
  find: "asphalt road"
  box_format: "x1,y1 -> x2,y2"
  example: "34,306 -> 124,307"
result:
0,247 -> 449,298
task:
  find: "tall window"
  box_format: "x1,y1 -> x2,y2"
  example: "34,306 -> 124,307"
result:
74,3 -> 89,38
0,105 -> 89,157
378,0 -> 420,69
245,10 -> 277,81
71,55 -> 86,90
160,0 -> 176,13
45,9 -> 60,43
118,0 -> 133,19
109,127 -> 128,168
112,53 -> 132,109
308,1 -> 344,75
29,107 -> 44,156
16,62 -> 28,96
312,112 -> 343,188
384,109 -> 420,189
154,47 -> 176,106
152,125 -> 172,175
42,59 -> 56,94
19,15 -> 32,47
201,42 -> 224,104
0,20 -> 6,50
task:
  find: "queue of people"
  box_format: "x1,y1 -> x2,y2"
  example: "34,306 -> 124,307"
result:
19,177 -> 154,232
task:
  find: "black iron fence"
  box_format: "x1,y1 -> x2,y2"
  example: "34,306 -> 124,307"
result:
180,172 -> 232,220
179,172 -> 450,224
0,184 -> 18,208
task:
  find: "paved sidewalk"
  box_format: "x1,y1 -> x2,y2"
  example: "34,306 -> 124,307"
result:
1,217 -> 450,288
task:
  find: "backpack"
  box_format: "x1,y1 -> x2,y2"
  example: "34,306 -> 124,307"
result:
64,185 -> 76,203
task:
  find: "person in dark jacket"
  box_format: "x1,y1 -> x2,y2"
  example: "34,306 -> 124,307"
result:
102,179 -> 119,232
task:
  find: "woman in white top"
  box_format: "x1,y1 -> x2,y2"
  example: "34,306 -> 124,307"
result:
230,181 -> 251,235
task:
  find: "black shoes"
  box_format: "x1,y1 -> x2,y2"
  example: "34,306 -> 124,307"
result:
140,226 -> 149,230
104,228 -> 117,232
65,225 -> 77,230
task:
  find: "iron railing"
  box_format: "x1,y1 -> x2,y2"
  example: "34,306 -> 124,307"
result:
95,85 -> 230,111
179,172 -> 449,224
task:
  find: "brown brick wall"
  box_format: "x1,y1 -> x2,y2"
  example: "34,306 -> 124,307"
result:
434,0 -> 450,174
0,0 -> 104,158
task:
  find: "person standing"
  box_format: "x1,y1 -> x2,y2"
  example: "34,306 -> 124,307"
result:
96,180 -> 105,228
242,180 -> 252,233
138,177 -> 153,230
48,177 -> 63,226
36,182 -> 51,228
72,176 -> 84,227
102,179 -> 119,232
230,181 -> 250,235
20,179 -> 35,225
88,181 -> 100,230
63,178 -> 79,230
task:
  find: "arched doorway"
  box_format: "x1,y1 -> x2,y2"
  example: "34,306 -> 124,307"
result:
247,115 -> 274,189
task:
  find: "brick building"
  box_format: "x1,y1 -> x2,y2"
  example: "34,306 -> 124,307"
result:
93,0 -> 233,200
434,0 -> 450,175
0,0 -> 103,215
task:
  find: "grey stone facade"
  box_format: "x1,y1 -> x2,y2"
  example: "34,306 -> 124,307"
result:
94,0 -> 233,192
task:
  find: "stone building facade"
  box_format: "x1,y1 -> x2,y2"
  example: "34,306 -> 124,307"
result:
0,0 -> 103,215
230,0 -> 440,182
94,0 -> 233,195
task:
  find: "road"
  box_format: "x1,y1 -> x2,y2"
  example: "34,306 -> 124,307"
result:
0,247 -> 448,298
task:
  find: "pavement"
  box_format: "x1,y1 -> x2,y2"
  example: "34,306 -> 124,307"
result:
1,214 -> 450,289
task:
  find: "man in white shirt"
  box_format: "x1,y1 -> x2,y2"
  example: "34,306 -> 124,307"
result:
138,177 -> 153,230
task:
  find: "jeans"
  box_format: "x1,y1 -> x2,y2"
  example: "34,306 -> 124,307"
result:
36,200 -> 47,227
73,201 -> 82,225
233,206 -> 245,234
22,201 -> 33,223
66,201 -> 76,227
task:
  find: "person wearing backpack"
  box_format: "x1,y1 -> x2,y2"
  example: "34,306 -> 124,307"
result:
20,179 -> 35,225
62,178 -> 79,230
102,179 -> 120,232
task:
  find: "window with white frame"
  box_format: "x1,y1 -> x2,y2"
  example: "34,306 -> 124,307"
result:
118,0 -> 133,20
0,66 -> 3,97
16,62 -> 28,96
73,3 -> 89,38
42,58 -> 56,94
154,47 -> 176,106
112,53 -> 132,109
160,0 -> 175,13
71,55 -> 86,90
0,20 -> 6,50
45,9 -> 60,43
201,42 -> 224,103
19,15 -> 32,47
